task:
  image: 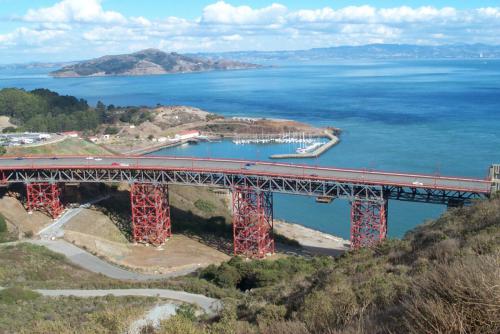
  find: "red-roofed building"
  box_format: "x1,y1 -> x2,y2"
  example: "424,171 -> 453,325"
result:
61,131 -> 79,138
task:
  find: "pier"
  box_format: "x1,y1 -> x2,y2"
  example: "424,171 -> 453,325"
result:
270,130 -> 339,159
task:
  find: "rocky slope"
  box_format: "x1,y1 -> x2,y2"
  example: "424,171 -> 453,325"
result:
50,49 -> 261,77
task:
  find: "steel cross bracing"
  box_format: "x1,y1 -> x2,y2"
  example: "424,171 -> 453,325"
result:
130,183 -> 171,245
26,182 -> 63,219
232,187 -> 274,258
350,198 -> 388,249
0,167 -> 485,205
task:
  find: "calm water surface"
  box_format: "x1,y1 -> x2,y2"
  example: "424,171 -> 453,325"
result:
1,60 -> 499,239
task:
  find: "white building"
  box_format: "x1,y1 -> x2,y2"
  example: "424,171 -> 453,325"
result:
38,133 -> 51,139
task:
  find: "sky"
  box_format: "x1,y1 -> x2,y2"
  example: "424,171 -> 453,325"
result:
0,0 -> 500,63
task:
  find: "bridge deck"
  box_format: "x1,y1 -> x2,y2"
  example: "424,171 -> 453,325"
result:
0,156 -> 492,194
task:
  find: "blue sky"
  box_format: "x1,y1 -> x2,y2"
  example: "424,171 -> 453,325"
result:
1,0 -> 500,63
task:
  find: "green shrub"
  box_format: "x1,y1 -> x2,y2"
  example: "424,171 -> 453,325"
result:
213,263 -> 242,289
2,126 -> 18,133
0,286 -> 41,304
194,200 -> 216,213
301,283 -> 358,333
256,304 -> 287,327
176,303 -> 197,321
104,126 -> 119,135
260,321 -> 310,334
158,315 -> 203,334
0,214 -> 7,233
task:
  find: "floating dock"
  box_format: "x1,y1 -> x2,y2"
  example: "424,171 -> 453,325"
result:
270,130 -> 339,159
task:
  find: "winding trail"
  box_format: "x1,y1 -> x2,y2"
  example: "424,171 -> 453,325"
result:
1,239 -> 221,334
30,239 -> 198,281
31,288 -> 220,316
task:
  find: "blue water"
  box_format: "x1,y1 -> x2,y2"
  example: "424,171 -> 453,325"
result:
1,60 -> 499,239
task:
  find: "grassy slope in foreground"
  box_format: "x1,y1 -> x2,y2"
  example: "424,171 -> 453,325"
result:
0,198 -> 498,333
0,286 -> 157,334
155,197 -> 500,334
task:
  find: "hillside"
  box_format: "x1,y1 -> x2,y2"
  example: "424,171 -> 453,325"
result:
0,194 -> 498,333
153,197 -> 500,334
50,49 -> 261,77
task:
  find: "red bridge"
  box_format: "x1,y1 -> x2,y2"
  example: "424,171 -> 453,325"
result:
0,156 -> 496,258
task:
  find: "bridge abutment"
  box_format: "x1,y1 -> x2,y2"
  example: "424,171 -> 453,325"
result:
350,198 -> 388,249
130,183 -> 171,246
26,182 -> 64,219
232,187 -> 275,258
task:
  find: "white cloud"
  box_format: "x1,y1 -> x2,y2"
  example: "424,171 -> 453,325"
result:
130,16 -> 152,27
477,7 -> 500,18
288,5 -> 458,24
23,0 -> 126,24
0,27 -> 65,46
83,27 -> 147,42
378,6 -> 457,23
222,34 -> 243,41
2,2 -> 500,62
201,1 -> 287,25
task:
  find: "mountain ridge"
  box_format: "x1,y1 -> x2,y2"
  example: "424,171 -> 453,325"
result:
191,43 -> 500,62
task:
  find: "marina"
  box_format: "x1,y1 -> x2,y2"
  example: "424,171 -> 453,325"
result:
231,130 -> 338,159
270,130 -> 340,159
232,132 -> 321,145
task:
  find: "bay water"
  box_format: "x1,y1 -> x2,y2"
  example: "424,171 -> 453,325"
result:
1,60 -> 499,239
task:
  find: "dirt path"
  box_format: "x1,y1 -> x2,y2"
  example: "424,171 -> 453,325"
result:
37,195 -> 110,240
28,288 -> 220,315
29,240 -> 198,281
129,302 -> 178,333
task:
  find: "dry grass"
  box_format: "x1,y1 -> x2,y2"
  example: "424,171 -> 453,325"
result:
0,243 -> 120,289
0,291 -> 157,334
156,197 -> 500,334
6,137 -> 112,156
401,254 -> 500,334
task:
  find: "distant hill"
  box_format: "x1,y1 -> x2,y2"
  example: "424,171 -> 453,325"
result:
50,49 -> 262,77
193,43 -> 500,62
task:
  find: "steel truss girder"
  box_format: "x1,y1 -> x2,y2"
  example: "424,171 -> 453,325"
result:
232,187 -> 274,258
1,169 -> 486,205
383,185 -> 483,206
26,182 -> 63,218
130,183 -> 171,245
350,198 -> 388,249
2,169 -> 385,200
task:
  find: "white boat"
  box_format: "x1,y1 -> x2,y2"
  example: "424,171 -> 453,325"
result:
296,142 -> 323,154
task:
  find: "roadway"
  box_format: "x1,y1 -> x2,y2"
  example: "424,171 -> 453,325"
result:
0,155 -> 492,194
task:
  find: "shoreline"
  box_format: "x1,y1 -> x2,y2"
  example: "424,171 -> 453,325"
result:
274,220 -> 350,256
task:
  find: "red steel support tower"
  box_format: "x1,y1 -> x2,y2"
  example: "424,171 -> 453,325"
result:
232,187 -> 274,258
130,183 -> 171,246
26,182 -> 63,219
350,198 -> 388,249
